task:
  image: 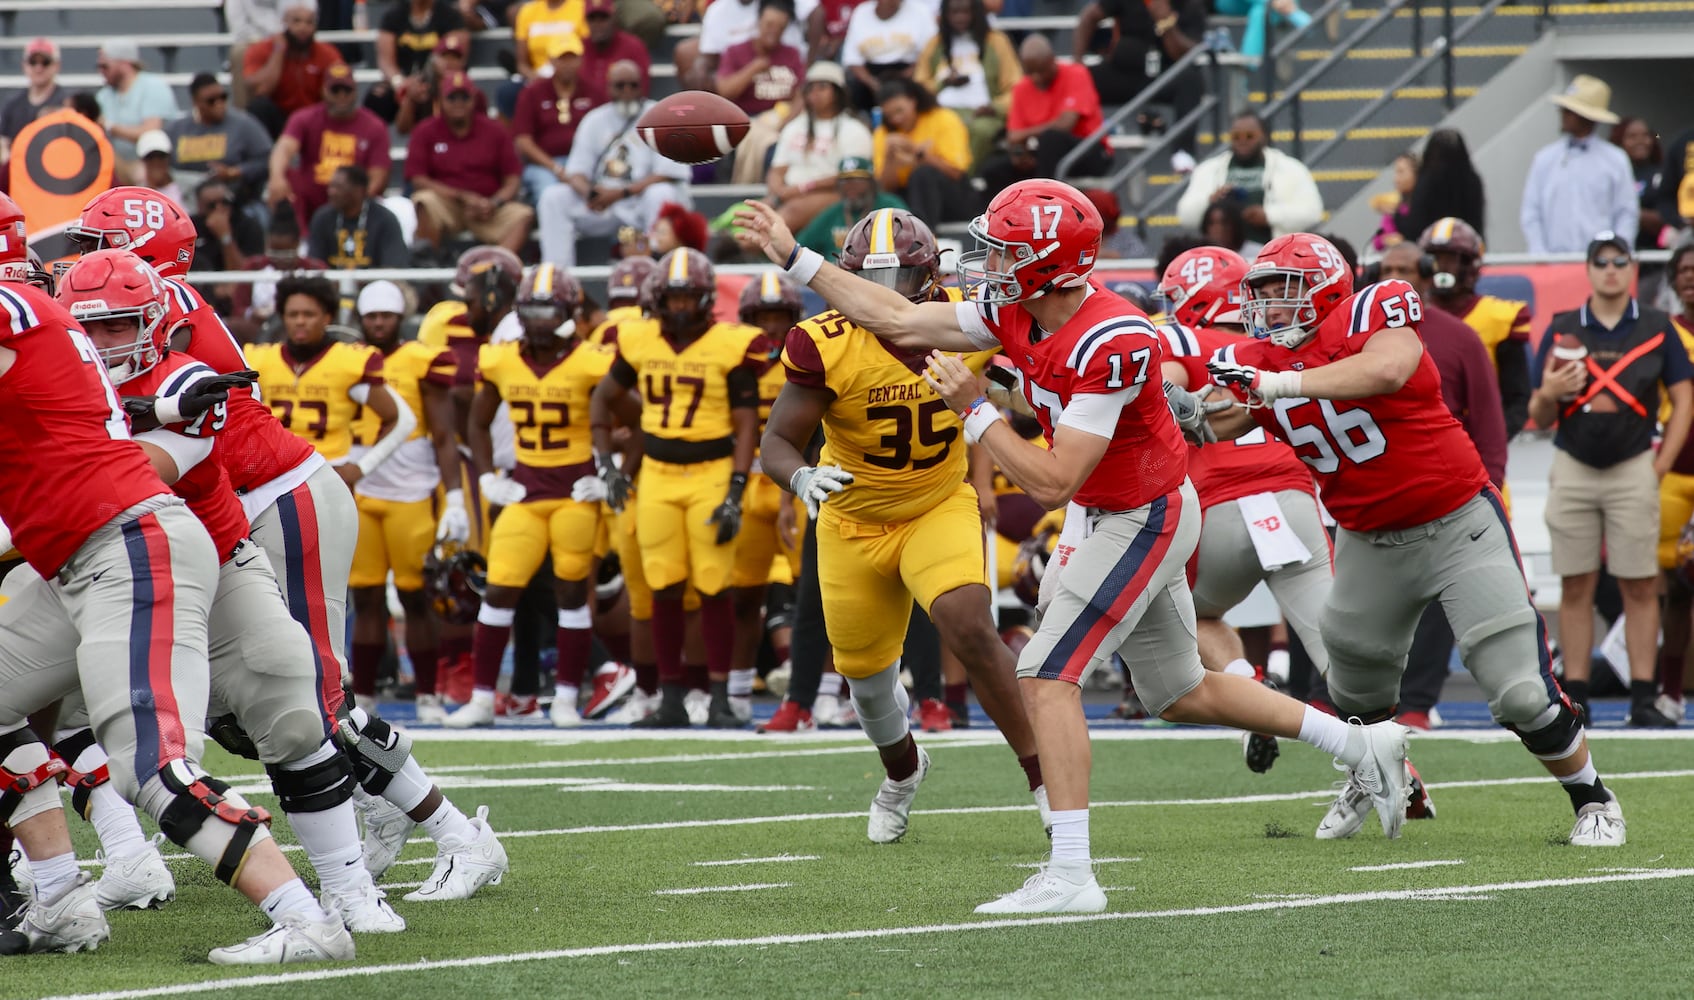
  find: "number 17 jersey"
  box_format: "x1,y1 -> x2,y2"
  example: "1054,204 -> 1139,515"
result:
783,304 -> 997,525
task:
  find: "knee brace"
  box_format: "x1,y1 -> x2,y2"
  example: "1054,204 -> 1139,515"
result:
265,744 -> 355,815
1509,700 -> 1583,763
207,714 -> 261,761
848,661 -> 911,747
150,759 -> 273,885
332,706 -> 414,796
51,728 -> 109,821
0,728 -> 66,826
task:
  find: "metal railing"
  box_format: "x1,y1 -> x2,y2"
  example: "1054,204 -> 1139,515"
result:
1258,0 -> 1416,161
1056,38 -> 1227,181
1257,0 -> 1353,113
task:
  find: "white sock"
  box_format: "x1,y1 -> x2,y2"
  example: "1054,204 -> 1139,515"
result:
1048,809 -> 1091,873
1267,648 -> 1291,683
420,799 -> 476,850
556,684 -> 579,707
1300,706 -> 1354,759
728,668 -> 755,697
261,879 -> 330,924
285,800 -> 366,896
1556,760 -> 1600,787
1223,658 -> 1256,679
30,851 -> 79,901
89,785 -> 151,861
469,688 -> 496,706
818,671 -> 843,699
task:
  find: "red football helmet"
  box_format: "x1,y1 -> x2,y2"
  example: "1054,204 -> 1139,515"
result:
0,193 -> 31,285
1158,246 -> 1249,330
959,179 -> 1102,304
68,187 -> 197,277
56,248 -> 170,384
1241,233 -> 1354,348
515,262 -> 584,339
738,270 -> 804,337
1417,217 -> 1486,296
840,208 -> 940,303
647,248 -> 716,340
608,256 -> 658,306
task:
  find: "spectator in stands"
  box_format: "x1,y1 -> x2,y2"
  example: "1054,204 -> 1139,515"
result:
915,0 -> 1019,172
166,74 -> 275,207
841,0 -> 938,110
1175,110 -> 1322,244
507,0 -> 592,118
1531,231 -> 1692,727
805,0 -> 860,63
227,0 -> 283,108
1086,189 -> 1146,259
514,34 -> 605,201
976,35 -> 1109,191
1199,200 -> 1262,260
537,60 -> 692,269
1369,151 -> 1417,251
794,155 -> 907,259
872,78 -> 975,225
1076,0 -> 1205,171
1520,75 -> 1638,254
0,39 -> 65,164
310,164 -> 412,268
393,36 -> 490,135
266,64 -> 393,230
408,71 -> 533,256
1212,0 -> 1309,66
229,210 -> 331,343
1657,121 -> 1694,239
613,0 -> 670,45
243,0 -> 346,138
679,0 -> 807,93
95,40 -> 182,169
1394,128 -> 1485,243
137,130 -> 186,207
582,0 -> 652,96
372,0 -> 471,120
191,176 -> 266,276
719,0 -> 807,184
1611,117 -> 1666,253
767,61 -> 872,231
648,201 -> 710,255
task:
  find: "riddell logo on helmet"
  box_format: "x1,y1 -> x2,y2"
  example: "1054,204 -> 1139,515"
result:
69,299 -> 110,314
177,248 -> 191,263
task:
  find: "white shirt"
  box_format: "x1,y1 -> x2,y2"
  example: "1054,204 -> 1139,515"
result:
932,35 -> 990,111
698,0 -> 811,57
770,113 -> 874,189
841,0 -> 938,68
566,101 -> 693,188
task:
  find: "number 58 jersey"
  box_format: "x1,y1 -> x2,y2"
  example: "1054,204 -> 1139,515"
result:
1223,279 -> 1489,533
783,305 -> 997,525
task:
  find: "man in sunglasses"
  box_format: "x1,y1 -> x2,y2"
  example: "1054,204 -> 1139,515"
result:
1531,232 -> 1693,727
0,38 -> 62,163
166,74 -> 275,207
407,71 -> 532,257
266,63 -> 393,232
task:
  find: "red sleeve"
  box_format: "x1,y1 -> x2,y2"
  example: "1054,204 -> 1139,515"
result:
1072,321 -> 1162,396
1059,64 -> 1100,117
513,81 -> 540,139
1508,303 -> 1532,342
1346,280 -> 1424,343
281,105 -> 312,145
1005,80 -> 1034,132
359,350 -> 385,385
242,38 -> 271,76
404,120 -> 432,180
1158,324 -> 1207,389
781,325 -> 827,389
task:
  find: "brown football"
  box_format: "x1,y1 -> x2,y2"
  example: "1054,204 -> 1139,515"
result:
636,91 -> 751,166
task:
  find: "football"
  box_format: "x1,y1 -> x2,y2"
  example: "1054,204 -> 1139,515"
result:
636,91 -> 750,165
1549,332 -> 1589,400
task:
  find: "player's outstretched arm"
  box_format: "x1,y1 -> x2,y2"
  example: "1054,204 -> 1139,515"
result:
733,200 -> 981,353
1217,327 -> 1426,405
346,384 -> 414,485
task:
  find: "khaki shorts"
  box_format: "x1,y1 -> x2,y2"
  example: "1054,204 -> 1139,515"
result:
1545,449 -> 1659,579
412,189 -> 534,245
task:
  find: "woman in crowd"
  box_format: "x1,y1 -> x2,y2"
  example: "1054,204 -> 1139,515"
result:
914,0 -> 1020,170
765,61 -> 874,231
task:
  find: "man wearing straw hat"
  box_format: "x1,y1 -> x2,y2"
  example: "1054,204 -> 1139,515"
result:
1520,74 -> 1639,255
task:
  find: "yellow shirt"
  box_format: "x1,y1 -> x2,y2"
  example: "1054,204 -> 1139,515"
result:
514,0 -> 587,73
783,299 -> 996,524
354,342 -> 456,446
615,319 -> 766,445
590,305 -> 645,347
1458,295 -> 1531,367
478,339 -> 614,469
246,341 -> 384,461
1662,316 -> 1694,422
872,109 -> 972,190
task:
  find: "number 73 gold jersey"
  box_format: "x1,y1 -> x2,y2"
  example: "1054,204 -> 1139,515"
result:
782,297 -> 997,525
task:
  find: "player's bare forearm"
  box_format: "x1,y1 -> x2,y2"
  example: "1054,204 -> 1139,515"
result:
467,385 -> 500,478
1296,328 -> 1423,400
761,385 -> 829,490
977,420 -> 1108,511
807,264 -> 981,352
589,374 -> 623,458
421,383 -> 461,490
731,406 -> 758,477
1527,382 -> 1562,430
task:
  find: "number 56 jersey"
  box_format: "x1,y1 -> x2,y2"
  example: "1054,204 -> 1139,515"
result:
1222,279 -> 1489,533
783,305 -> 998,525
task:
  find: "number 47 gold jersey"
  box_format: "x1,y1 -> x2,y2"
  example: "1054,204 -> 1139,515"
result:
782,298 -> 997,525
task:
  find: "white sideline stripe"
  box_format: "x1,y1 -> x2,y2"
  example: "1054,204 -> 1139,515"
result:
1350,859 -> 1465,872
43,870 -> 1694,1000
653,882 -> 793,895
1014,856 -> 1140,868
692,855 -> 819,867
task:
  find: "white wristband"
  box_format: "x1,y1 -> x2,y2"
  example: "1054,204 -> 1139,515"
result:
962,399 -> 1003,445
787,247 -> 824,285
444,487 -> 466,511
154,395 -> 185,425
1259,370 -> 1303,401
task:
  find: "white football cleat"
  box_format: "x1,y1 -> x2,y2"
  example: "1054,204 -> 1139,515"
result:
684,689 -> 710,726
9,849 -> 32,897
763,660 -> 792,699
414,693 -> 448,726
1316,775 -> 1372,840
550,696 -> 583,728
443,697 -> 496,729
355,789 -> 416,880
974,866 -> 1107,915
1034,785 -> 1053,838
606,688 -> 660,724
1570,797 -> 1627,847
322,880 -> 406,933
404,805 -> 508,901
208,911 -> 356,965
814,693 -> 858,729
20,873 -> 109,953
867,747 -> 930,844
94,834 -> 175,911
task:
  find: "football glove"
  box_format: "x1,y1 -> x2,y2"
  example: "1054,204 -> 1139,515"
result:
983,361 -> 1036,418
789,464 -> 854,519
1163,382 -> 1232,446
707,473 -> 748,545
123,370 -> 260,432
597,454 -> 632,512
436,488 -> 471,543
571,475 -> 609,504
1205,357 -> 1302,406
479,472 -> 527,509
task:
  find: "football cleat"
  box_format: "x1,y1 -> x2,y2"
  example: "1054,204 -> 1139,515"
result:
707,694 -> 747,729
208,910 -> 356,965
443,697 -> 496,729
438,653 -> 476,705
94,834 -> 175,911
1110,693 -> 1148,720
19,873 -> 109,953
1569,797 -> 1627,847
496,692 -> 541,719
758,701 -> 814,734
322,881 -> 406,933
356,788 -> 416,880
974,867 -> 1107,915
1396,709 -> 1434,731
1654,693 -> 1685,723
414,693 -> 448,726
607,688 -> 661,724
1626,701 -> 1678,729
1349,721 -> 1411,839
1244,674 -> 1284,773
916,698 -> 953,733
404,806 -> 508,901
584,662 -> 638,718
550,697 -> 583,729
813,693 -> 856,728
630,694 -> 691,728
683,688 -> 710,726
763,660 -> 792,699
1316,775 -> 1372,840
1406,762 -> 1437,820
9,849 -> 32,899
867,747 -> 931,844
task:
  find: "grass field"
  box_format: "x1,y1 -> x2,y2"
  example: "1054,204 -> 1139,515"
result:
11,726 -> 1694,1000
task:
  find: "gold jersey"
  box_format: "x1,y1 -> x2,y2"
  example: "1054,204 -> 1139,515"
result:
417,300 -> 466,350
245,340 -> 383,460
1459,294 -> 1531,364
614,319 -> 767,444
478,339 -> 615,469
354,341 -> 455,446
590,305 -> 645,347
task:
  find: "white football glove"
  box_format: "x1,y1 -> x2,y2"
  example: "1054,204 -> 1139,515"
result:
789,465 -> 854,519
571,475 -> 609,504
1163,382 -> 1232,446
479,471 -> 527,509
1205,357 -> 1303,406
436,488 -> 471,543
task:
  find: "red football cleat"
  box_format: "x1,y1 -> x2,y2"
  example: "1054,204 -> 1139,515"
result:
758,700 -> 814,733
1406,762 -> 1437,820
1397,710 -> 1434,731
917,698 -> 953,733
439,653 -> 475,705
584,662 -> 638,719
496,693 -> 539,718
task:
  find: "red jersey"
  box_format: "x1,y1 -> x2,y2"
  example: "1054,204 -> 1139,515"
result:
128,355 -> 248,562
1221,280 -> 1489,532
0,284 -> 166,577
162,278 -> 315,493
1159,321 -> 1313,508
965,284 -> 1187,511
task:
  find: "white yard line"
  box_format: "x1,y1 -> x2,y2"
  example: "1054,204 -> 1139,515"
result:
1349,860 -> 1466,872
652,882 -> 794,895
1015,857 -> 1141,868
224,777 -> 817,796
43,869 -> 1694,1000
691,855 -> 820,867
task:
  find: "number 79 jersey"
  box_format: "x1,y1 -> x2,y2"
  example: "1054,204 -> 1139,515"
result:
783,305 -> 997,525
1222,279 -> 1489,533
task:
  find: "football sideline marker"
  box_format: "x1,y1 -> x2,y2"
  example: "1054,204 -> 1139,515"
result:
652,882 -> 794,895
1349,859 -> 1465,872
691,855 -> 820,866
44,869 -> 1694,1000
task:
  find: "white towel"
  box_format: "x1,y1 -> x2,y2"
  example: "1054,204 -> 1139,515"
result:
1237,492 -> 1313,572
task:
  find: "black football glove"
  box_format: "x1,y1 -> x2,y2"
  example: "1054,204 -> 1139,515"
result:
708,472 -> 748,545
126,371 -> 261,431
122,396 -> 165,433
598,453 -> 633,512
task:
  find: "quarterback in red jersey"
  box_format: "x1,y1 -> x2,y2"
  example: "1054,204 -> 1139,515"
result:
734,181 -> 1410,915
1207,232 -> 1626,847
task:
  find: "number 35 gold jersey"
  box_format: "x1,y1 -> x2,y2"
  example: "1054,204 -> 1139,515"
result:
782,299 -> 997,525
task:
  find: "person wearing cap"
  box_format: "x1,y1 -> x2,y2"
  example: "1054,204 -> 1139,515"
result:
1520,75 -> 1639,254
392,34 -> 491,135
793,155 -> 907,259
94,39 -> 182,167
719,0 -> 806,185
515,32 -> 605,200
266,64 -> 393,231
407,71 -> 532,255
137,128 -> 186,206
679,0 -> 810,93
166,73 -> 275,205
766,62 -> 872,231
243,0 -> 346,137
1530,232 -> 1692,728
581,0 -> 651,95
309,164 -> 412,269
0,38 -> 64,161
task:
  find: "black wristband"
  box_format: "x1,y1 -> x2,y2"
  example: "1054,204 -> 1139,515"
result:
726,471 -> 748,503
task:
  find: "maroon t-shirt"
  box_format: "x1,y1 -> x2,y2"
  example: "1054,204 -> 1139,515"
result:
405,114 -> 521,197
281,104 -> 392,228
513,77 -> 604,159
581,30 -> 651,96
717,41 -> 805,116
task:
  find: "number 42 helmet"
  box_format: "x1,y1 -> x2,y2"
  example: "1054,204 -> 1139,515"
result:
1157,246 -> 1249,330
